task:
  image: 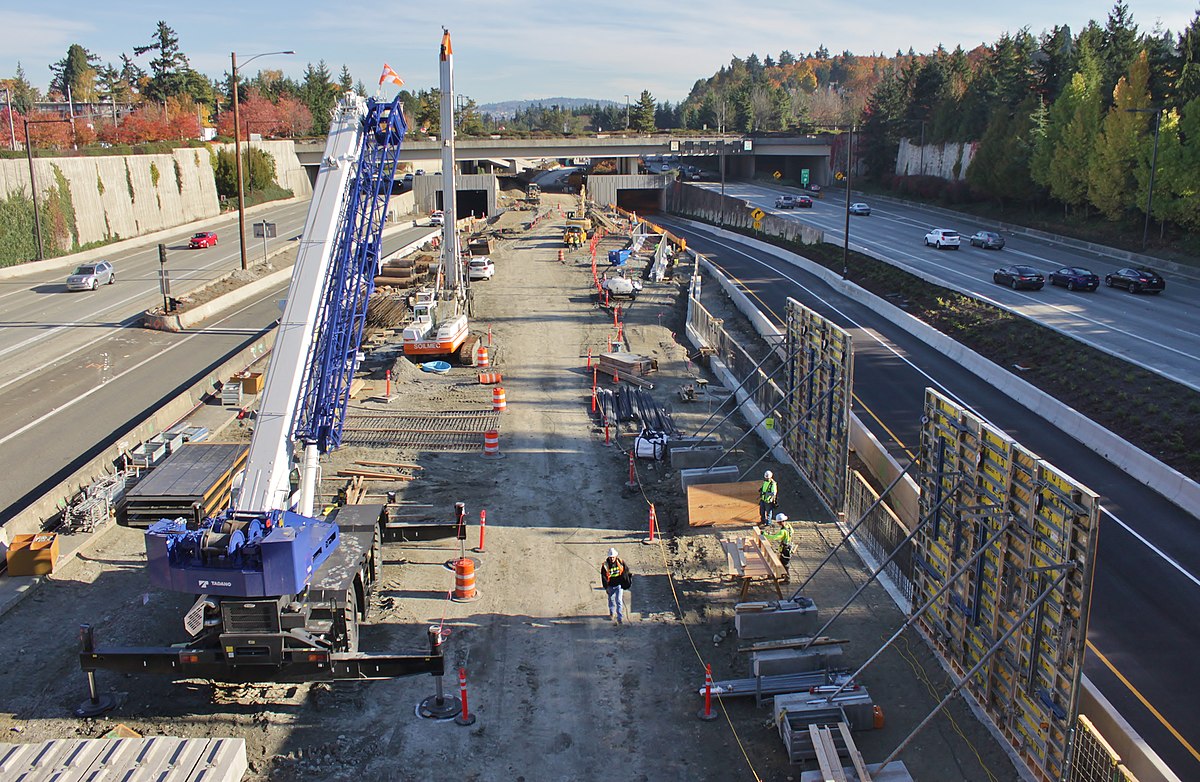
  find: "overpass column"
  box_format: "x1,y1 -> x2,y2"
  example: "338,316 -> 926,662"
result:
506,159 -> 518,175
618,157 -> 638,175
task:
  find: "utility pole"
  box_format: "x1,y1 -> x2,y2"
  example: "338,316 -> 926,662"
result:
23,116 -> 72,261
1126,107 -> 1162,252
842,125 -> 854,278
0,88 -> 15,151
624,94 -> 630,131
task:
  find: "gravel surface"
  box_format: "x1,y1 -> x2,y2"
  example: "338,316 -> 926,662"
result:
0,194 -> 1019,781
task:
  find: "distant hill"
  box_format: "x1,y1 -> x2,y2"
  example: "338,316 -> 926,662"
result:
479,98 -> 619,118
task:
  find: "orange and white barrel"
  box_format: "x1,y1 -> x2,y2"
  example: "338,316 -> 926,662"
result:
482,429 -> 500,458
478,371 -> 503,385
492,386 -> 507,412
476,344 -> 490,368
453,558 -> 479,601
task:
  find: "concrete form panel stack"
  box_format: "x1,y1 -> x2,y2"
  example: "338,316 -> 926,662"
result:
914,388 -> 1100,782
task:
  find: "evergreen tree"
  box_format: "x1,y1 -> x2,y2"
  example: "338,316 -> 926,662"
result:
1176,12 -> 1200,104
49,44 -> 100,101
9,63 -> 39,113
1089,50 -> 1152,218
631,90 -> 656,132
1034,26 -> 1076,103
778,50 -> 796,67
1098,2 -> 1140,106
339,65 -> 354,93
301,61 -> 337,135
134,21 -> 191,101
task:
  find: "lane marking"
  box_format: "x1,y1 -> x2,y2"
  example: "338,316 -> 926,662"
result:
683,221 -> 1200,766
0,289 -> 280,448
1087,639 -> 1200,765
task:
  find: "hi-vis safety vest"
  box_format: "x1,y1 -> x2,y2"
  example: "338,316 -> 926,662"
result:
607,560 -> 625,580
760,479 -> 777,502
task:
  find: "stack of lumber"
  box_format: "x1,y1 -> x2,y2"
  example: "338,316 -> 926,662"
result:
335,460 -> 425,482
597,352 -> 658,378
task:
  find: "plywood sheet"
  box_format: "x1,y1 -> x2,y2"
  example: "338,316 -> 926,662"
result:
687,480 -> 760,527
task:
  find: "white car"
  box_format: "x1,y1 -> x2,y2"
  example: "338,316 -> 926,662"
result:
467,257 -> 495,280
429,210 -> 445,226
924,228 -> 961,249
66,260 -> 116,291
848,202 -> 871,216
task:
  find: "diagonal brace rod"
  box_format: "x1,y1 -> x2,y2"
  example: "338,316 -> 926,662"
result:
690,356 -> 797,446
799,483 -> 962,652
735,378 -> 843,482
875,568 -> 1072,777
823,521 -> 1011,703
792,459 -> 917,596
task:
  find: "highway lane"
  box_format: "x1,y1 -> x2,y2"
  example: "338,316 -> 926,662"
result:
0,200 -> 313,389
696,181 -> 1200,391
0,226 -> 432,525
663,217 -> 1200,779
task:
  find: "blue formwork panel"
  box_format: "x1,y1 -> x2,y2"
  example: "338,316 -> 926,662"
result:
145,510 -> 339,597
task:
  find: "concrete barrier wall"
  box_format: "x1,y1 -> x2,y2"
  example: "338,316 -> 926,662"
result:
0,150 -> 220,251
665,183 -> 823,246
213,139 -> 312,198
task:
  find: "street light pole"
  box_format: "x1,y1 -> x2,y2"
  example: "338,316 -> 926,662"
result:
843,125 -> 854,278
1126,107 -> 1162,252
23,116 -> 72,261
624,94 -> 630,131
231,49 -> 293,271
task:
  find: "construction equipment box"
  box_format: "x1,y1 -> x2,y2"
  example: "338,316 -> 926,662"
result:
6,533 -> 60,576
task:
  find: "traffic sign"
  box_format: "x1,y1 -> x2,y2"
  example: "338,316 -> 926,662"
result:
773,170 -> 782,180
801,168 -> 810,186
752,219 -> 763,231
750,208 -> 765,221
835,171 -> 845,181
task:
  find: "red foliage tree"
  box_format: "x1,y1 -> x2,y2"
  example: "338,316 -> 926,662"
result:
0,108 -> 25,148
25,112 -> 74,150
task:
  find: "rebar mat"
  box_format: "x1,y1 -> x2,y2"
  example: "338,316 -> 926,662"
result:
343,411 -> 501,451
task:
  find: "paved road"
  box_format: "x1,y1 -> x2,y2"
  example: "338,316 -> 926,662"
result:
662,217 -> 1199,780
0,224 -> 432,525
696,181 -> 1200,391
0,201 -> 315,389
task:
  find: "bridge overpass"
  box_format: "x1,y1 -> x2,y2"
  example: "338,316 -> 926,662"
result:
295,134 -> 834,181
293,134 -> 834,218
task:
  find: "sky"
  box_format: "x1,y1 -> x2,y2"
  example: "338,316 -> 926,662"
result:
3,1 -> 1196,105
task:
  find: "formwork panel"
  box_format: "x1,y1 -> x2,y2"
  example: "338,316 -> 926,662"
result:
913,388 -> 1099,782
782,298 -> 853,512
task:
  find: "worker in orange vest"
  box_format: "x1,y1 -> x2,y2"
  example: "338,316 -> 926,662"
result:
600,548 -> 631,624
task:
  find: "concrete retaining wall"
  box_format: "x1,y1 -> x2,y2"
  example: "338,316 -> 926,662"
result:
213,139 -> 311,198
895,139 -> 978,180
0,150 -> 220,251
666,183 -> 823,246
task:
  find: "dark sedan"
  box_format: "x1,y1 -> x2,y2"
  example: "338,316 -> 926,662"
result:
993,265 -> 1045,290
1105,267 -> 1165,294
1048,267 -> 1100,291
796,195 -> 813,208
969,231 -> 1005,249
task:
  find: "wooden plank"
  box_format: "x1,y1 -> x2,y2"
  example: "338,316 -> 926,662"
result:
355,460 -> 424,470
810,724 -> 848,781
687,481 -> 760,527
336,470 -> 417,481
736,636 -> 849,653
349,378 -> 367,398
838,722 -> 872,782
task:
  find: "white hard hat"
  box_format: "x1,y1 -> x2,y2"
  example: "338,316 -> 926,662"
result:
764,470 -> 773,479
608,548 -> 618,558
775,513 -> 789,522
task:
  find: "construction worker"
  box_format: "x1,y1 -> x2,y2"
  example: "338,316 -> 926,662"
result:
763,513 -> 793,581
600,547 -> 630,624
759,470 -> 778,525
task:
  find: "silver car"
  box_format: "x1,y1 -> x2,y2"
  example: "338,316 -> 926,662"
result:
66,260 -> 116,291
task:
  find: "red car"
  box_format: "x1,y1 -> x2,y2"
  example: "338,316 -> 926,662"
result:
189,231 -> 218,248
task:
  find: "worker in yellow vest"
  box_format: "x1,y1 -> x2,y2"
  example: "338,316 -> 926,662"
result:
763,513 -> 793,581
759,470 -> 778,526
600,548 -> 631,624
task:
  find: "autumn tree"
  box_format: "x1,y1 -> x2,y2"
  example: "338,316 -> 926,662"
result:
1089,50 -> 1152,218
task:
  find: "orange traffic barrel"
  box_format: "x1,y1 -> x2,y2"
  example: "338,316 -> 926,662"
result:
482,429 -> 500,458
476,344 -> 490,368
492,386 -> 507,412
453,558 -> 479,602
478,371 -> 502,385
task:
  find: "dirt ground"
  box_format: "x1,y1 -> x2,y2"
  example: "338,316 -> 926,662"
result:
0,193 -> 1021,781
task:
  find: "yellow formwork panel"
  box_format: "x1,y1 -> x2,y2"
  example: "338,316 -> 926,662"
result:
915,388 -> 1100,782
